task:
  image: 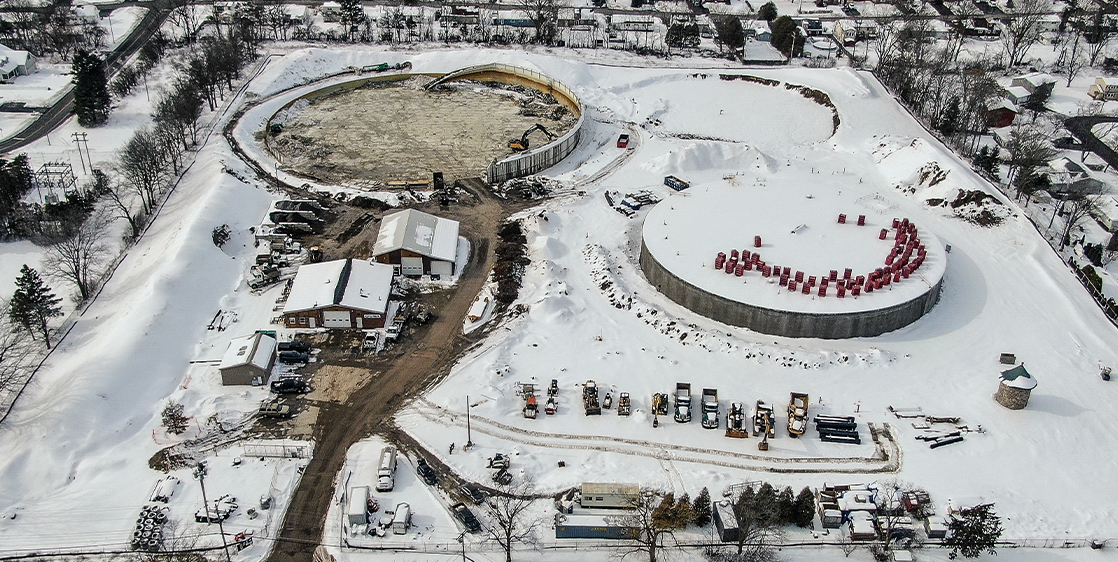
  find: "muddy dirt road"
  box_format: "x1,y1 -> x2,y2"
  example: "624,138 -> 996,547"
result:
267,185 -> 516,561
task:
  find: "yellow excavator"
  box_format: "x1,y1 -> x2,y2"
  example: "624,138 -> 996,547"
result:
508,124 -> 556,152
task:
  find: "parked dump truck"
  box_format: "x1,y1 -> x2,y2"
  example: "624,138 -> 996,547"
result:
583,380 -> 601,416
701,388 -> 719,429
752,400 -> 775,438
674,383 -> 692,423
726,402 -> 749,438
652,393 -> 669,416
520,383 -> 538,419
617,392 -> 631,416
787,392 -> 809,437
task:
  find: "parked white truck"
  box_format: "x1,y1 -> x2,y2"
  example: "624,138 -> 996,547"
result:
376,446 -> 398,492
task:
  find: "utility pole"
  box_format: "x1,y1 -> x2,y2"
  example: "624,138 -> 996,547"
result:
71,132 -> 89,175
466,395 -> 473,449
194,462 -> 233,562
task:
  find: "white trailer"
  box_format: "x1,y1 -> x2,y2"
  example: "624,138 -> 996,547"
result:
580,482 -> 640,509
347,486 -> 369,526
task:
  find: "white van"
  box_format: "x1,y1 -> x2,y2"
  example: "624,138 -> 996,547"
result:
376,446 -> 398,492
392,502 -> 411,534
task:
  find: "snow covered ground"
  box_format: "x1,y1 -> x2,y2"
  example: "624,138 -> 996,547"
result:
0,64 -> 73,108
2,41 -> 1118,562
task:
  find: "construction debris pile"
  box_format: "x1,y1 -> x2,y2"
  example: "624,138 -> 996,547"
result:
495,176 -> 566,200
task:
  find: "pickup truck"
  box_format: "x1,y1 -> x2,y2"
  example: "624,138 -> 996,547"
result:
259,401 -> 291,418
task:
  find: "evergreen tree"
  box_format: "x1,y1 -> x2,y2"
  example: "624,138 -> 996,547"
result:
674,492 -> 695,526
715,16 -> 746,54
759,1 -> 778,21
691,487 -> 712,527
939,97 -> 961,137
777,486 -> 796,524
771,16 -> 803,57
792,487 -> 816,528
8,265 -> 63,348
73,49 -> 111,127
161,401 -> 189,434
944,503 -> 1003,559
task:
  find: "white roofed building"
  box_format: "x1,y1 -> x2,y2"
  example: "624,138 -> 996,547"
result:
219,332 -> 277,385
282,259 -> 395,330
372,209 -> 460,277
0,44 -> 36,82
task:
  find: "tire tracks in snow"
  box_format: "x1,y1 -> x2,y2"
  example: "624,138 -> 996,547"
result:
406,397 -> 900,475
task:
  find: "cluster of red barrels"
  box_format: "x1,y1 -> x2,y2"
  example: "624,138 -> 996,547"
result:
711,217 -> 928,298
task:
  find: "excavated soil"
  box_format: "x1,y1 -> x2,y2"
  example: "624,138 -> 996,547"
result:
270,77 -> 577,185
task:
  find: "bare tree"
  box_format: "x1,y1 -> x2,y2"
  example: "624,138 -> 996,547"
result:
1060,192 -> 1103,248
103,176 -> 144,240
43,211 -> 111,303
610,489 -> 692,562
1004,124 -> 1058,188
1058,28 -> 1087,87
1001,0 -> 1052,67
0,317 -> 36,394
169,4 -> 207,43
514,0 -> 560,44
1082,11 -> 1113,66
485,478 -> 541,562
116,128 -> 168,216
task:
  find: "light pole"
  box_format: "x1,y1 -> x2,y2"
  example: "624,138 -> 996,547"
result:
194,462 -> 233,562
465,395 -> 473,449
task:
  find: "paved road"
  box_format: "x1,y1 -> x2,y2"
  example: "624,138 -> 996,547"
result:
1065,115 -> 1118,172
0,0 -> 171,155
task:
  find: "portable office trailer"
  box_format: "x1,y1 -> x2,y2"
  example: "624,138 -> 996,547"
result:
712,500 -> 739,542
347,486 -> 369,525
580,483 -> 640,509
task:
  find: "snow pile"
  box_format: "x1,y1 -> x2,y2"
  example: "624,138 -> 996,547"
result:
640,141 -> 777,175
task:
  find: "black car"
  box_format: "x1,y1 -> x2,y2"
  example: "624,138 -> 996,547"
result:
452,503 -> 482,533
271,378 -> 310,394
277,340 -> 311,353
277,350 -> 309,364
416,459 -> 438,486
459,483 -> 488,505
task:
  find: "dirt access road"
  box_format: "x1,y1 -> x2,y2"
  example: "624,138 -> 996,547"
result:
267,184 -> 520,561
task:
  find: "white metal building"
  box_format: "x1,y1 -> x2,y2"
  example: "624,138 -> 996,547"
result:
372,209 -> 460,277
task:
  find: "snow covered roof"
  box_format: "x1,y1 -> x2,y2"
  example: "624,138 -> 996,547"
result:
1004,86 -> 1031,101
1013,72 -> 1056,90
283,259 -> 394,315
219,332 -> 276,371
1000,364 -> 1037,390
0,45 -> 32,75
987,99 -> 1018,113
372,209 -> 459,263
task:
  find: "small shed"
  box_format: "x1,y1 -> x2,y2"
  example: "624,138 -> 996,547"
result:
580,483 -> 640,509
372,209 -> 460,277
219,332 -> 277,386
984,99 -> 1018,129
995,364 -> 1036,410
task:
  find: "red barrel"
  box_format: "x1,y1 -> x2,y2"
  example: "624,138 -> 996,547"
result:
744,261 -> 753,271
838,213 -> 847,224
856,275 -> 865,286
844,268 -> 852,279
857,215 -> 866,226
837,286 -> 846,298
788,280 -> 797,291
725,262 -> 734,273
731,249 -> 739,260
894,271 -> 902,282
818,285 -> 827,297
795,271 -> 804,282
852,285 -> 861,296
741,250 -> 751,262
735,264 -> 744,277
865,283 -> 873,293
715,257 -> 724,269
808,275 -> 817,286
830,270 -> 838,281
754,236 -> 762,248
879,228 -> 888,240
779,275 -> 788,286
762,266 -> 771,277
802,283 -> 810,294
885,255 -> 894,266
902,268 -> 910,279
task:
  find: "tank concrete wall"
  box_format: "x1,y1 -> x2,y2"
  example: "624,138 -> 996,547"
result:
639,240 -> 942,339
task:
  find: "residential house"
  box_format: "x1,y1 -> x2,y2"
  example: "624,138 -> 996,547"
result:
1088,77 -> 1118,101
0,44 -> 36,81
1011,72 -> 1056,102
320,1 -> 343,23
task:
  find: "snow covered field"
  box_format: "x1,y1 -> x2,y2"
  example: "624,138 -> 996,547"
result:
2,42 -> 1118,562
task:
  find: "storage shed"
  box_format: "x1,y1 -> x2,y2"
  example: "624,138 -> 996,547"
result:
372,209 -> 460,277
996,364 -> 1036,410
580,483 -> 640,509
218,332 -> 277,386
282,259 -> 394,330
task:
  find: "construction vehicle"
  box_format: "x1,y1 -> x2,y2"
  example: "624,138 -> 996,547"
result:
549,379 -> 558,396
583,380 -> 601,415
545,396 -> 557,415
787,392 -> 809,437
726,402 -> 749,438
752,400 -> 775,438
518,383 -> 538,419
487,453 -> 510,470
361,61 -> 412,73
652,393 -> 669,416
617,392 -> 631,416
674,383 -> 692,423
603,392 -> 613,409
701,388 -> 719,429
508,124 -> 556,152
